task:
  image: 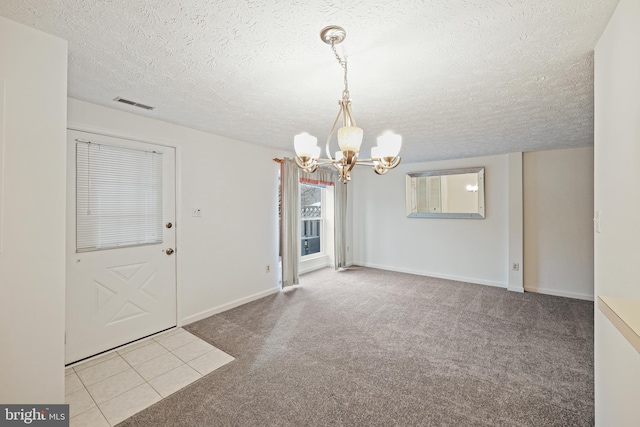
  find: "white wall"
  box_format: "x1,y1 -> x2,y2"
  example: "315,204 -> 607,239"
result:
594,0 -> 640,424
523,147 -> 594,300
68,98 -> 283,325
352,154 -> 509,287
0,17 -> 67,403
351,149 -> 594,296
507,152 -> 524,292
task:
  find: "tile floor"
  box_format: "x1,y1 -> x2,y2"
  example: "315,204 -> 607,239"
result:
65,328 -> 234,426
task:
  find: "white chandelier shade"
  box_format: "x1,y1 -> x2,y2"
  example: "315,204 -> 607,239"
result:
376,131 -> 402,158
337,126 -> 363,153
293,132 -> 321,159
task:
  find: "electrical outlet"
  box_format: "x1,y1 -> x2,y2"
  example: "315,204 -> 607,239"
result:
512,263 -> 520,271
191,208 -> 202,217
265,264 -> 270,273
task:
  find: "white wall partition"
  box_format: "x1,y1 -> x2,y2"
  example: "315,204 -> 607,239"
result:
352,148 -> 595,295
351,154 -> 510,287
594,0 -> 640,423
523,147 -> 594,300
0,17 -> 67,403
507,152 -> 524,292
68,98 -> 284,325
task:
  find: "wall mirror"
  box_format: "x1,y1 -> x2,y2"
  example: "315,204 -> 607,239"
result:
406,167 -> 485,219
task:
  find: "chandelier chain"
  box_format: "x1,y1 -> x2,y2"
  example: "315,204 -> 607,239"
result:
331,39 -> 349,99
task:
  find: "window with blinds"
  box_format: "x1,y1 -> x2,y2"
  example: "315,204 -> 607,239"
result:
76,141 -> 163,252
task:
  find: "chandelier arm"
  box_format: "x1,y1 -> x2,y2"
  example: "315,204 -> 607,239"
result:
294,156 -> 318,173
293,156 -> 307,169
342,160 -> 397,167
384,156 -> 402,169
333,161 -> 344,175
345,152 -> 358,174
373,166 -> 389,175
325,105 -> 344,160
352,160 -> 376,165
344,101 -> 357,127
372,156 -> 402,170
315,158 -> 335,165
341,100 -> 348,126
338,168 -> 348,183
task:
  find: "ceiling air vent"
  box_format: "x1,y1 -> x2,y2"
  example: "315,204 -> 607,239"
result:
113,97 -> 155,110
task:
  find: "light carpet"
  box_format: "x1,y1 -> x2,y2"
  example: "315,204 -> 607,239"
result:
118,266 -> 593,426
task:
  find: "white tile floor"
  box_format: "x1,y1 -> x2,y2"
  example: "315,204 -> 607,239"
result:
65,328 -> 234,427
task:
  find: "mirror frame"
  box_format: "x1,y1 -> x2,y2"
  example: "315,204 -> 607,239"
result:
406,167 -> 485,219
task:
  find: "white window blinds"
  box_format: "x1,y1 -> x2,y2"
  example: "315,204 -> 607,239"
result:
76,141 -> 163,252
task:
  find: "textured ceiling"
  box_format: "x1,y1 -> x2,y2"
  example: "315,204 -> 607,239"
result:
0,0 -> 619,163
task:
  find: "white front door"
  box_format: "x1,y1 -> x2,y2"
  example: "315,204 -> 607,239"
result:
65,129 -> 177,364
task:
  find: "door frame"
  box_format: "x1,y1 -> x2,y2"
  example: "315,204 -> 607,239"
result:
66,122 -> 184,335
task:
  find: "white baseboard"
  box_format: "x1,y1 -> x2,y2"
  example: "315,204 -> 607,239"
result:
507,286 -> 525,293
355,261 -> 507,289
300,254 -> 331,275
300,265 -> 330,275
180,286 -> 280,326
524,286 -> 594,301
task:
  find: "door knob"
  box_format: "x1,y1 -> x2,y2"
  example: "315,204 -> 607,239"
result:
166,222 -> 173,229
165,248 -> 174,255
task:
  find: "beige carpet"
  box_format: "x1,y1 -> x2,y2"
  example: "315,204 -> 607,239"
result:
118,266 -> 594,426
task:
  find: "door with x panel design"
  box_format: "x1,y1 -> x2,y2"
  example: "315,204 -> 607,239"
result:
65,129 -> 176,364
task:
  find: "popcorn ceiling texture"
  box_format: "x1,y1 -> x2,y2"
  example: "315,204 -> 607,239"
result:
0,0 -> 618,162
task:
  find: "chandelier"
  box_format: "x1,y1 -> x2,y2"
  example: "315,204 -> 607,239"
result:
293,25 -> 402,183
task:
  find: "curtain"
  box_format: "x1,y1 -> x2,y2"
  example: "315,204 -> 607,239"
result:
281,158 -> 300,287
334,180 -> 348,269
300,166 -> 336,187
